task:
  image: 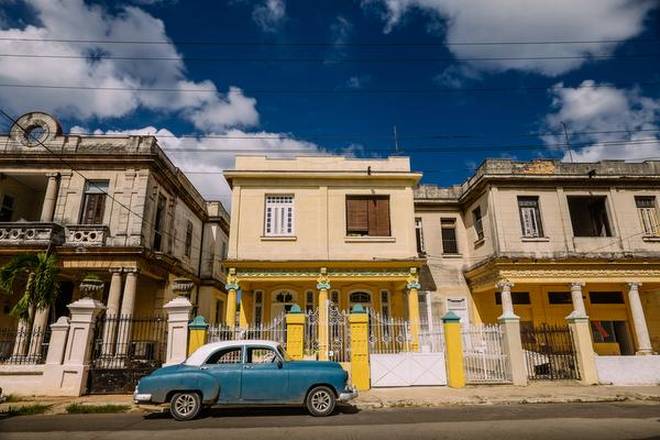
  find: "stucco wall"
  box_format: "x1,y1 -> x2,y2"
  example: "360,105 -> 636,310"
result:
595,355 -> 660,385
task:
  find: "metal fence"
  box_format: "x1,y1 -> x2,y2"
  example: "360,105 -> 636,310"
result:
207,313 -> 287,348
419,318 -> 445,353
368,311 -> 413,354
88,314 -> 167,394
462,324 -> 511,384
521,324 -> 580,381
0,326 -> 51,365
304,307 -> 319,357
328,303 -> 350,362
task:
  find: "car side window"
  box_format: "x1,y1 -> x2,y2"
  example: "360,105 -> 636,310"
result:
205,347 -> 243,365
247,347 -> 278,364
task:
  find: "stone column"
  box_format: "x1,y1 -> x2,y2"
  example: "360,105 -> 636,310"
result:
497,280 -> 516,320
62,297 -> 105,395
568,282 -> 587,319
40,172 -> 60,222
163,296 -> 193,366
224,269 -> 239,327
115,268 -> 138,359
100,268 -> 123,357
406,269 -> 422,352
239,290 -> 251,329
317,269 -> 330,361
627,282 -> 654,355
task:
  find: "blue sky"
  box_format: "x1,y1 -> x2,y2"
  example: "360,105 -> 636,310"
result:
0,0 -> 659,207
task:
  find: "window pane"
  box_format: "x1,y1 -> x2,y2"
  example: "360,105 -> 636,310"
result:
518,196 -> 543,237
206,347 -> 242,364
415,217 -> 425,254
265,195 -> 294,236
472,206 -> 484,240
441,223 -> 458,254
495,291 -> 531,305
589,292 -> 624,304
548,292 -> 572,304
567,196 -> 612,237
248,348 -> 278,364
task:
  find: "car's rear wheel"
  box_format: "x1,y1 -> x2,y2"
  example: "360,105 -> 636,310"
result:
305,386 -> 336,417
170,391 -> 201,421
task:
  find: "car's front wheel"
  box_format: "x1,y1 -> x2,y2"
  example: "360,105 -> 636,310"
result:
305,386 -> 336,417
170,391 -> 202,421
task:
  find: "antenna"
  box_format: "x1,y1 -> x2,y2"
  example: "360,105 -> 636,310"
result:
561,121 -> 574,163
393,125 -> 400,154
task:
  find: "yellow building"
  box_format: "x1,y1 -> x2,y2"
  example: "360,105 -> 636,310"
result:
415,159 -> 660,356
223,155 -> 425,358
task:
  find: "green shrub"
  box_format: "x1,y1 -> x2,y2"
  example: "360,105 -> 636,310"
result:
65,403 -> 130,414
1,404 -> 52,416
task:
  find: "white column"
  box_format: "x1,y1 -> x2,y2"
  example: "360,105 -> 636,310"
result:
100,268 -> 123,357
40,172 -> 59,222
497,280 -> 517,320
115,268 -> 138,359
627,282 -> 653,355
425,291 -> 434,331
567,282 -> 587,319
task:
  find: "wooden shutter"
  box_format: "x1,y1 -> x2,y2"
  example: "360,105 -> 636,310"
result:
368,197 -> 390,236
82,193 -> 105,224
346,197 -> 368,234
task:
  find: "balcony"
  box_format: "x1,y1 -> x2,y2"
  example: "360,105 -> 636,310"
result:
64,224 -> 110,247
0,222 -> 64,246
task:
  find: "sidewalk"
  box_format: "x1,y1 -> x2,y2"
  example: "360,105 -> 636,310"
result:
1,383 -> 658,415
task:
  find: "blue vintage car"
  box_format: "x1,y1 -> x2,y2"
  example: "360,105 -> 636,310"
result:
134,339 -> 357,420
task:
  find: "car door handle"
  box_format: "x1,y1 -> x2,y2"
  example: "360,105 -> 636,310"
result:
200,366 -> 209,370
243,365 -> 252,369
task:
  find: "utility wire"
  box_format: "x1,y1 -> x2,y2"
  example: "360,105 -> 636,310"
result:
0,36 -> 658,46
0,80 -> 657,94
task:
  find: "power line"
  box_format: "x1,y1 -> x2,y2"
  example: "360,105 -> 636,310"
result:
0,80 -> 657,94
0,36 -> 658,46
0,52 -> 657,63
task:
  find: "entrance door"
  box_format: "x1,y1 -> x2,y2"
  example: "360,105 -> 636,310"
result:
241,346 -> 288,401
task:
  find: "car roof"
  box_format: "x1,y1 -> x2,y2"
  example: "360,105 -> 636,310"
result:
184,339 -> 282,366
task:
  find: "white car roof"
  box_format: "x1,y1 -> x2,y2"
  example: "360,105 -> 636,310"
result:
184,339 -> 282,366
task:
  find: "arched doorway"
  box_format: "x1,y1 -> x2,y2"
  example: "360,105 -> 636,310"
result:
349,291 -> 372,311
271,289 -> 299,317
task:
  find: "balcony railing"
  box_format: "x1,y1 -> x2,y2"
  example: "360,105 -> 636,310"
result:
0,222 -> 64,246
65,224 -> 110,247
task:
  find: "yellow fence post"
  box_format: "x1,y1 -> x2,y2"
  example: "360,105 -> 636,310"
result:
286,305 -> 305,360
349,304 -> 370,391
406,269 -> 421,352
443,311 -> 465,388
188,315 -> 208,356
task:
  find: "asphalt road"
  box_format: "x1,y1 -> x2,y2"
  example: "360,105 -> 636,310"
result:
1,402 -> 659,440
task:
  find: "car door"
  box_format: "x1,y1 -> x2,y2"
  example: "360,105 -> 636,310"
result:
240,346 -> 289,402
200,346 -> 243,403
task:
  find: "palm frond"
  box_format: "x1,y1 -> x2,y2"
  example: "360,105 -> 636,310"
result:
0,253 -> 38,294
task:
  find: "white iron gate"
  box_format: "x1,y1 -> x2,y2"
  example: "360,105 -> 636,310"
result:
368,311 -> 446,387
328,302 -> 350,362
462,324 -> 511,384
207,313 -> 287,348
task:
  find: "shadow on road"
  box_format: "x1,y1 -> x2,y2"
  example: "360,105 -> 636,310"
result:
144,404 -> 360,420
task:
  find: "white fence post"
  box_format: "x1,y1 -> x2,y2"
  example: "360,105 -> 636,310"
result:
498,317 -> 528,386
163,296 -> 193,366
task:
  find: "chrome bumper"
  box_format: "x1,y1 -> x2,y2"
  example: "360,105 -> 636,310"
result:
133,386 -> 152,404
338,386 -> 358,402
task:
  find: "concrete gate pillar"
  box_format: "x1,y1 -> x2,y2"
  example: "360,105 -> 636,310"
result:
163,296 -> 193,366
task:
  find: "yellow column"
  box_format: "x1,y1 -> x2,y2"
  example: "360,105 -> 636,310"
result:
286,306 -> 305,360
406,269 -> 421,352
443,311 -> 466,388
224,269 -> 238,327
317,269 -> 330,361
188,315 -> 208,356
349,305 -> 370,391
239,290 -> 252,328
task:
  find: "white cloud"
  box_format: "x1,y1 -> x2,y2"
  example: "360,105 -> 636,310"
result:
346,74 -> 371,89
0,0 -> 257,130
364,0 -> 656,76
542,81 -> 660,162
252,0 -> 285,33
69,126 -> 323,208
433,64 -> 480,89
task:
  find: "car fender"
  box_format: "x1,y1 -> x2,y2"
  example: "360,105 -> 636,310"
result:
141,370 -> 220,404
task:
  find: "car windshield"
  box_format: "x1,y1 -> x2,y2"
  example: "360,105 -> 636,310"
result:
277,344 -> 292,362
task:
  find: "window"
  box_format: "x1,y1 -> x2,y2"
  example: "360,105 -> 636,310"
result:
636,196 -> 659,237
518,196 -> 544,238
589,291 -> 624,304
350,292 -> 371,304
254,291 -> 263,327
153,193 -> 167,251
0,194 -> 15,222
380,290 -> 390,318
305,290 -> 314,313
264,195 -> 294,236
330,290 -> 339,304
247,347 -> 279,364
548,292 -> 572,305
214,299 -> 224,324
567,196 -> 612,237
346,195 -> 390,236
220,240 -> 227,259
415,217 -> 425,254
441,218 -> 459,254
472,206 -> 484,241
184,221 -> 193,257
80,180 -> 108,225
205,347 -> 242,364
495,291 -> 531,305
